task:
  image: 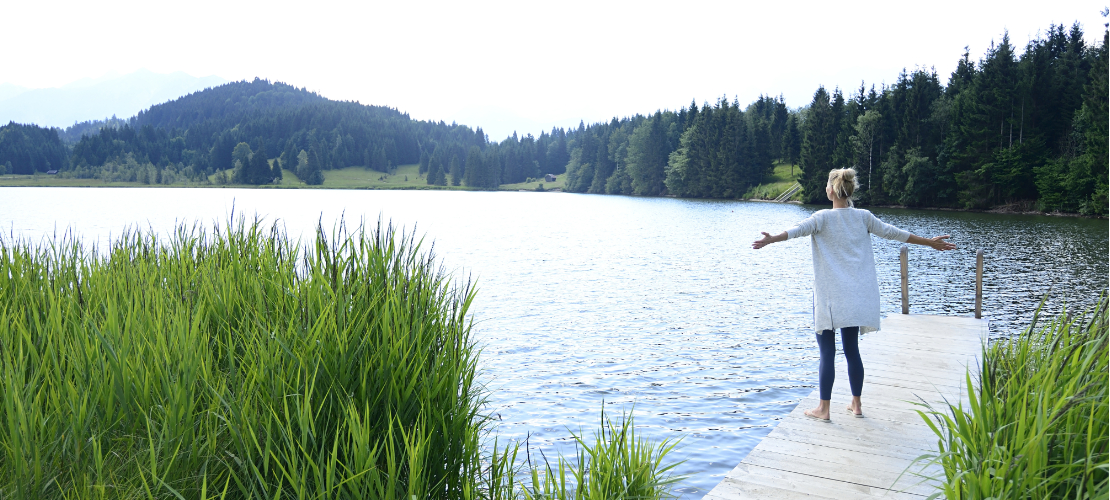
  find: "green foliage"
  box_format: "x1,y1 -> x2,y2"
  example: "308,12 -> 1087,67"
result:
0,218 -> 497,499
916,297 -> 1109,499
521,408 -> 685,500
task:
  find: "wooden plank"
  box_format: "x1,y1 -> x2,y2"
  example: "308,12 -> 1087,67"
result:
705,314 -> 984,499
742,448 -> 939,496
742,436 -> 944,479
722,463 -> 924,499
764,425 -> 934,459
705,475 -> 843,500
781,405 -> 941,446
794,396 -> 934,428
769,419 -> 937,454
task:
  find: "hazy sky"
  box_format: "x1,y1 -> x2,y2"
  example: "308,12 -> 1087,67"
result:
4,0 -> 1105,139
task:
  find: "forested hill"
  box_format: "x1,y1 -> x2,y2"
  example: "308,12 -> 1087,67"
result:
62,79 -> 495,184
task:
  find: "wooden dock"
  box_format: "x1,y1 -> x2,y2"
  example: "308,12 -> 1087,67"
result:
705,314 -> 988,499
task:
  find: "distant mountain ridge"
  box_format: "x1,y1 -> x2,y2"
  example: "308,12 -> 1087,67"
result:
0,70 -> 227,128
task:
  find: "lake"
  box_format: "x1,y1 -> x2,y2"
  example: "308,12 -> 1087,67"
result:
2,187 -> 1107,496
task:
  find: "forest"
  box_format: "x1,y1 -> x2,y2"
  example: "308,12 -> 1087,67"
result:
0,21 -> 1105,214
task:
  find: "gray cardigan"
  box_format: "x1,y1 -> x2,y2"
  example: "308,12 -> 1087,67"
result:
786,208 -> 911,334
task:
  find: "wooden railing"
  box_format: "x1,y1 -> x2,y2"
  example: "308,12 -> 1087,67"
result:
773,182 -> 802,202
900,246 -> 985,319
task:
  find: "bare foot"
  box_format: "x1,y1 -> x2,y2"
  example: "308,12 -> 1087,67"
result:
804,408 -> 829,421
846,399 -> 863,417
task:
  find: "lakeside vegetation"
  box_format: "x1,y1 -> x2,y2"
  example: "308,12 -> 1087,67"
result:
918,297 -> 1109,498
0,219 -> 683,499
0,163 -> 574,193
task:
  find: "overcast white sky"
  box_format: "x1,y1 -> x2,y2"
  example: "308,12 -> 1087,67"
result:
3,0 -> 1105,139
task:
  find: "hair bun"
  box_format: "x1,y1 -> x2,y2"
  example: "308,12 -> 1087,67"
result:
827,168 -> 860,206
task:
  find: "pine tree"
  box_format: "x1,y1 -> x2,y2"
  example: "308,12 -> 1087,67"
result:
272,156 -> 283,182
800,87 -> 835,203
250,141 -> 270,184
448,155 -> 462,186
464,146 -> 483,187
304,147 -> 324,185
484,148 -> 501,188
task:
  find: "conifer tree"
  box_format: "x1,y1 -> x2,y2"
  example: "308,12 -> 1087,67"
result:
464,146 -> 483,187
800,87 -> 835,203
448,155 -> 461,186
304,147 -> 324,185
250,141 -> 270,184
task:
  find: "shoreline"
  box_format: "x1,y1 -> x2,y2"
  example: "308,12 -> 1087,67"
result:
0,179 -> 1101,218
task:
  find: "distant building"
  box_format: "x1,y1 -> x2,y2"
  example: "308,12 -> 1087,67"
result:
544,174 -> 556,182
46,170 -> 58,175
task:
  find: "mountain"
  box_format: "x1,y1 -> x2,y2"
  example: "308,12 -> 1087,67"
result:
2,78 -> 568,189
0,83 -> 30,103
0,70 -> 227,128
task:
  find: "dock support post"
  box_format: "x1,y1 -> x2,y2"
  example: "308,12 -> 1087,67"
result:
900,245 -> 909,314
975,249 -> 984,319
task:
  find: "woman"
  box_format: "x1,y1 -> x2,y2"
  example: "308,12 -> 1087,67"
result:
752,168 -> 956,421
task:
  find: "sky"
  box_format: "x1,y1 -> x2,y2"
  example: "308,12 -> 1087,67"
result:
2,0 -> 1106,140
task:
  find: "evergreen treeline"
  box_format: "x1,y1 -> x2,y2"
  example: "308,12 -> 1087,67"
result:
556,22 -> 1107,215
0,122 -> 68,175
559,96 -> 793,197
795,24 -> 1108,215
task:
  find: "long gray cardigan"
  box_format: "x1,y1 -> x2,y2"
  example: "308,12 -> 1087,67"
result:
786,208 -> 911,334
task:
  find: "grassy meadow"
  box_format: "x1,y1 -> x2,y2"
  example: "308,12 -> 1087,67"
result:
0,218 -> 682,499
917,298 -> 1109,499
0,163 -> 564,193
498,174 -> 565,192
742,162 -> 801,201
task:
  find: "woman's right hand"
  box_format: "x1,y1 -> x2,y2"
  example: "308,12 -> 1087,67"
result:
752,231 -> 785,249
929,235 -> 957,251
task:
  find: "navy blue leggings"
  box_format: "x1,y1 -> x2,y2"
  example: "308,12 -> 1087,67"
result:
816,327 -> 863,400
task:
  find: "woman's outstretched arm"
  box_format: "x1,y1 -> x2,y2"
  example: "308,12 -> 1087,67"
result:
752,231 -> 787,249
906,234 -> 957,251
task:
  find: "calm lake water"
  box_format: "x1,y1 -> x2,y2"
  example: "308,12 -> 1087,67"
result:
2,187 -> 1107,496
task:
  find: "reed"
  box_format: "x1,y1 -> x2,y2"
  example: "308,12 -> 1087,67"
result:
916,297 -> 1109,499
522,407 -> 685,500
0,218 -> 493,499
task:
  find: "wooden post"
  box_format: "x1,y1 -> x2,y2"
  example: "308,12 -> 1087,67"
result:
975,249 -> 984,319
900,245 -> 909,314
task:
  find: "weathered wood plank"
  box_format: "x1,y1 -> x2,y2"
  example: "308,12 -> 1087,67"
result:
721,463 -> 924,499
742,448 -> 938,496
704,314 -> 986,499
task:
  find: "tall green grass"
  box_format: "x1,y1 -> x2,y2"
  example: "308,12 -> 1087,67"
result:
917,297 -> 1109,499
0,218 -> 685,500
0,218 -> 491,499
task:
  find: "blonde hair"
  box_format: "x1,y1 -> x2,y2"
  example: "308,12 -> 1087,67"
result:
828,168 -> 859,206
